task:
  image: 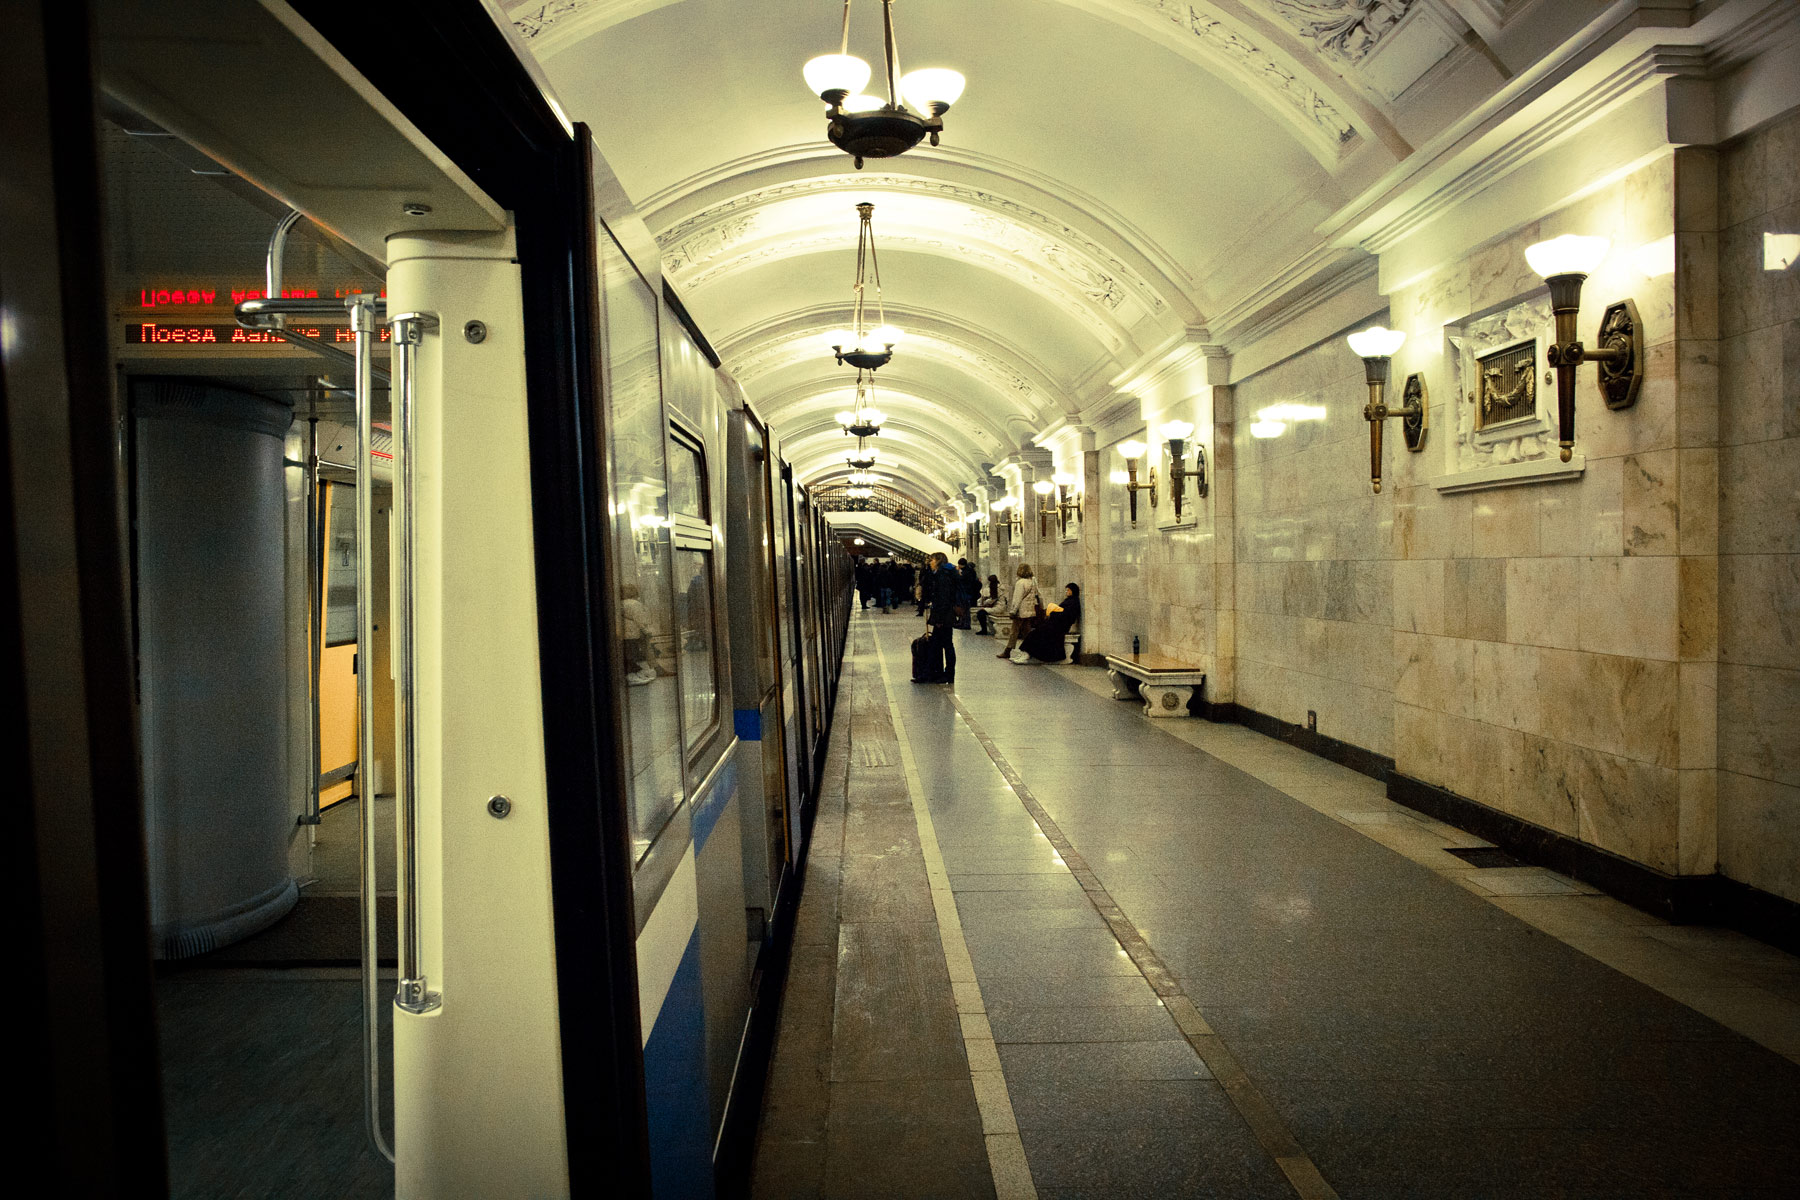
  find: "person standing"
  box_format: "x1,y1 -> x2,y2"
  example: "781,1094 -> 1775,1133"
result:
997,563 -> 1041,659
855,560 -> 874,609
926,552 -> 959,684
915,559 -> 930,617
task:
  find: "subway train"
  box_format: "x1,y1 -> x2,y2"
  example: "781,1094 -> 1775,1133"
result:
34,2 -> 855,1196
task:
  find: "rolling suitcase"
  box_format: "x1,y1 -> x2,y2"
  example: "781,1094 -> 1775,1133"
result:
911,633 -> 938,683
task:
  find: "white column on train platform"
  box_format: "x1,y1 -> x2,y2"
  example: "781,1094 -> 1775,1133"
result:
385,228 -> 570,1198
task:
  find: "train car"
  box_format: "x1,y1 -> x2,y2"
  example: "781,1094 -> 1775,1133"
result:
33,2 -> 853,1196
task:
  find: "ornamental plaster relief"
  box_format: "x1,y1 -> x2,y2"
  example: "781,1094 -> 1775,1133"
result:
1133,1 -> 1357,143
1267,0 -> 1418,64
656,175 -> 1168,320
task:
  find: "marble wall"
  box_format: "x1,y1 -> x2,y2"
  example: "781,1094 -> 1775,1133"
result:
1716,109 -> 1800,904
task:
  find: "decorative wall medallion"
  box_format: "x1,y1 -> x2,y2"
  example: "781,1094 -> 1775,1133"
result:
1401,371 -> 1427,451
1475,340 -> 1536,431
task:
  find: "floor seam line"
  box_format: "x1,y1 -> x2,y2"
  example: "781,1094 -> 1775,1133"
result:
872,624 -> 1039,1200
944,689 -> 1342,1200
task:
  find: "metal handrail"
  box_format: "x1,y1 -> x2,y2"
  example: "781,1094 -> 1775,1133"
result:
389,310 -> 441,1018
301,418 -> 323,827
349,294 -> 396,1165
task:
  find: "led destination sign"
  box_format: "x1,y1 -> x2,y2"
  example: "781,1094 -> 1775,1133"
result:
125,322 -> 392,346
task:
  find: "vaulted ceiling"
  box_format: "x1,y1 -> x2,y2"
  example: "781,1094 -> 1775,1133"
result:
503,0 -> 1539,507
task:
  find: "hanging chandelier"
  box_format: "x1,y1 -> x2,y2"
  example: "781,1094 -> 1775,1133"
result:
825,203 -> 901,370
803,0 -> 966,169
835,368 -> 887,437
846,440 -> 878,471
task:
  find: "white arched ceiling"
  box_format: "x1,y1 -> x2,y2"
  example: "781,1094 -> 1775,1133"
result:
507,0 -> 1465,501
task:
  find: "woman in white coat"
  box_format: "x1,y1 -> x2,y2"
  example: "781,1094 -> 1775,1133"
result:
996,563 -> 1041,658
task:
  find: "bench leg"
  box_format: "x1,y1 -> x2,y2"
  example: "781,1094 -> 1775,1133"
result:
1108,669 -> 1141,700
1139,683 -> 1193,718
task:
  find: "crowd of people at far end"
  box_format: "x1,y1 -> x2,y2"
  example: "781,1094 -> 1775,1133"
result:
853,553 -> 1082,686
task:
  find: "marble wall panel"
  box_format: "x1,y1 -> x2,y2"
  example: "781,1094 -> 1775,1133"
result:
1718,770 -> 1800,904
1576,555 -> 1679,661
1540,462 -> 1622,557
1472,640 -> 1540,733
1718,438 -> 1800,556
1471,487 -> 1540,558
1717,663 -> 1800,789
1394,631 -> 1474,719
1621,449 -> 1680,556
1502,556 -> 1581,649
1536,648 -> 1679,767
1718,554 -> 1800,670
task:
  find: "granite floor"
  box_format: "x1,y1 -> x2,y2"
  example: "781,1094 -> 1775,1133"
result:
752,609 -> 1800,1199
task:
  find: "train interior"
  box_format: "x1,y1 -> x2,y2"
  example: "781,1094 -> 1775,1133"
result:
82,4 -> 850,1195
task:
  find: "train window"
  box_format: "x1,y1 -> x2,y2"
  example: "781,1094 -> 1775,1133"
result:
668,426 -> 719,758
321,480 -> 357,646
600,229 -> 684,863
674,548 -> 717,751
667,431 -> 707,520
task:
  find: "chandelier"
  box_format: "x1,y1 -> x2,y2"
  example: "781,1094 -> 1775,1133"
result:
835,370 -> 887,437
846,440 -> 878,471
803,0 -> 966,169
825,203 -> 901,370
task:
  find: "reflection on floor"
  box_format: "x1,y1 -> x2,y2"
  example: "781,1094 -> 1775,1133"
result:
160,796 -> 396,1197
752,611 -> 1800,1199
158,968 -> 393,1199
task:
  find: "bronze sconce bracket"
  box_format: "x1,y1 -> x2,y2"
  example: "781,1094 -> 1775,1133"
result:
1058,486 -> 1082,536
1124,463 -> 1157,524
1166,439 -> 1209,522
1361,358 -> 1428,494
1543,275 -> 1642,461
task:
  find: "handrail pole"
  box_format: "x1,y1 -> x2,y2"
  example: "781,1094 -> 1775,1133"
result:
350,294 -> 396,1165
301,416 -> 323,827
389,311 -> 441,1018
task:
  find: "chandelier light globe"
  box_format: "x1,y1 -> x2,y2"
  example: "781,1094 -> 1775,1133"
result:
824,329 -> 855,351
1346,326 -> 1407,359
862,408 -> 886,427
808,0 -> 964,168
836,409 -> 859,428
900,68 -> 966,115
868,325 -> 903,348
1525,234 -> 1611,279
803,53 -> 871,100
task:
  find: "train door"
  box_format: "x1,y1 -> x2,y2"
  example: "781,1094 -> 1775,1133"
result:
772,459 -> 810,838
725,405 -> 791,909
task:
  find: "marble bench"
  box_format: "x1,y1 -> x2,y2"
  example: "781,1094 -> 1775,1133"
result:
1105,653 -> 1206,718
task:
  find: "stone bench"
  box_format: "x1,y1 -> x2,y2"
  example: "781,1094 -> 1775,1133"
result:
1105,653 -> 1206,718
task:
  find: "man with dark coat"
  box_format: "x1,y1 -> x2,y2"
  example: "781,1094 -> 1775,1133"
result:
926,552 -> 959,684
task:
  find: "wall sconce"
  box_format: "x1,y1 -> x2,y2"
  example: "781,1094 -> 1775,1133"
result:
1160,420 -> 1208,521
1053,471 -> 1082,536
1032,479 -> 1056,538
1525,234 -> 1642,461
1347,325 -> 1425,493
993,496 -> 1023,540
945,518 -> 964,551
1115,440 -> 1156,523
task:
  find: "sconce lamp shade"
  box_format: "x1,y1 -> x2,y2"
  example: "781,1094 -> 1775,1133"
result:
900,67 -> 966,113
1347,326 -> 1407,359
1161,419 -> 1195,441
1525,234 -> 1610,279
804,53 -> 872,98
1052,471 -> 1075,486
1117,440 -> 1148,459
1033,480 -> 1055,495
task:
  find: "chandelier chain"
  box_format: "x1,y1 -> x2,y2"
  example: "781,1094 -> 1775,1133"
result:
882,0 -> 903,109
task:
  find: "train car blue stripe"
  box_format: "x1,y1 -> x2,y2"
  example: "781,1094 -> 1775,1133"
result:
733,708 -> 761,741
642,931 -> 713,1200
689,753 -> 738,855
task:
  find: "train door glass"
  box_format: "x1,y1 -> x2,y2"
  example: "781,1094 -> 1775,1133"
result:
318,479 -> 358,807
597,229 -> 688,876
668,427 -> 719,757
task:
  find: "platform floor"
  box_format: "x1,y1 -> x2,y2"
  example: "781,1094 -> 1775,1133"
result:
751,613 -> 1800,1199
